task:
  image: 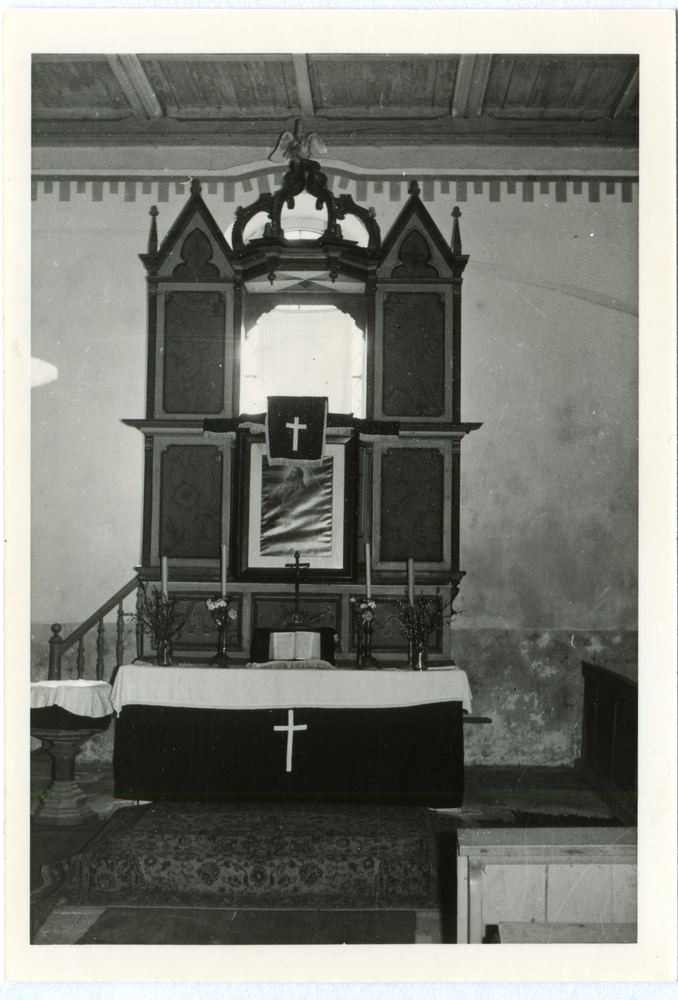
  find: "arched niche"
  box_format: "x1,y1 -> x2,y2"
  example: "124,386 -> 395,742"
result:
240,302 -> 367,417
242,291 -> 367,336
239,293 -> 368,418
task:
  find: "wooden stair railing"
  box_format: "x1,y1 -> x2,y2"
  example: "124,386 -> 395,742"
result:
48,576 -> 143,681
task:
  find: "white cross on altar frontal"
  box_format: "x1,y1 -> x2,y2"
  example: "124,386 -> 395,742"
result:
285,416 -> 307,451
274,709 -> 308,772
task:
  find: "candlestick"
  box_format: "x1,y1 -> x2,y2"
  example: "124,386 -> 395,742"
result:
220,542 -> 228,598
365,542 -> 372,598
161,556 -> 168,601
407,558 -> 415,605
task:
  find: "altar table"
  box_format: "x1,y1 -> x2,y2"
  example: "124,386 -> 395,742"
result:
111,665 -> 472,806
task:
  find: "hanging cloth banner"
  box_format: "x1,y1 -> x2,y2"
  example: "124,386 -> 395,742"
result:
266,396 -> 328,466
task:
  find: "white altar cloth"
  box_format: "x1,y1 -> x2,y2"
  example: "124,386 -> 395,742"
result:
30,680 -> 114,717
247,659 -> 336,670
110,665 -> 473,715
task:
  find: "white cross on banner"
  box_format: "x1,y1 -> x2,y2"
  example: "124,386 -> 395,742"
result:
273,709 -> 308,772
265,396 -> 327,466
286,416 -> 307,451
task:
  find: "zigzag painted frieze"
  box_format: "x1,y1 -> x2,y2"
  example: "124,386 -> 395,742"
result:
32,172 -> 638,205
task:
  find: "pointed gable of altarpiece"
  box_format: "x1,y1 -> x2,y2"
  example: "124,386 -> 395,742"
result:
373,183 -> 469,424
139,180 -> 238,421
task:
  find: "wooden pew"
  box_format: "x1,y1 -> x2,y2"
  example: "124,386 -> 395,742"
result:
456,827 -> 637,944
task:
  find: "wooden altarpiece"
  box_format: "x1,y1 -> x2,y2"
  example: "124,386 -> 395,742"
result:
124,163 -> 480,662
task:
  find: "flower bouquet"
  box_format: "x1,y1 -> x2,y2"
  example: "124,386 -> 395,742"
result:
206,597 -> 238,667
127,588 -> 185,665
397,593 -> 456,670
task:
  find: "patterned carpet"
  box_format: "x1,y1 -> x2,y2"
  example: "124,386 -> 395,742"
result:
36,800 -> 440,911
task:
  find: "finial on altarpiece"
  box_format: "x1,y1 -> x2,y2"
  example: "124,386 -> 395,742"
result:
451,206 -> 463,255
408,180 -> 421,197
190,177 -> 202,196
269,119 -> 328,165
147,205 -> 159,255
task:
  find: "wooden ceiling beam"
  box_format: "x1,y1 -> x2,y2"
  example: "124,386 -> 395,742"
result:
163,106 -> 302,120
136,53 -> 294,63
466,55 -> 493,117
450,54 -> 476,118
106,55 -> 164,120
288,106 -> 455,120
611,67 -> 639,119
291,55 -> 315,120
450,55 -> 493,119
33,53 -> 110,63
492,107 -> 613,121
32,107 -> 134,121
32,114 -> 639,148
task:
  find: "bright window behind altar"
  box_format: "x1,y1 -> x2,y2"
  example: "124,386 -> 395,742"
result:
240,304 -> 366,417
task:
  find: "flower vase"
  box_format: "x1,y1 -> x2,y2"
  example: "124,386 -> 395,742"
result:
211,624 -> 230,668
412,643 -> 427,671
156,638 -> 173,666
353,600 -> 378,669
355,619 -> 370,669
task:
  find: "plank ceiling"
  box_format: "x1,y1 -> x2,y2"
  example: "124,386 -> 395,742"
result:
32,53 -> 639,147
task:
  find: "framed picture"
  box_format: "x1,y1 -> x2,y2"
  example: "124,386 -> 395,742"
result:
234,431 -> 357,581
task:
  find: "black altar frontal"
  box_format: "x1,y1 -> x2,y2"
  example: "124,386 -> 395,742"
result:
111,666 -> 472,806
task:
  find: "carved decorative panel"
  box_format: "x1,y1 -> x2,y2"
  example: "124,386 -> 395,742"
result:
172,228 -> 220,278
390,230 -> 439,279
349,596 -> 442,653
170,592 -> 242,652
382,292 -> 445,416
252,596 -> 341,636
160,445 -> 223,558
163,291 -> 226,414
379,448 -> 444,563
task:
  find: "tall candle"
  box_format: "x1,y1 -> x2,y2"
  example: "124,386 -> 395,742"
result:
220,542 -> 228,598
161,556 -> 169,601
365,542 -> 372,598
407,558 -> 415,605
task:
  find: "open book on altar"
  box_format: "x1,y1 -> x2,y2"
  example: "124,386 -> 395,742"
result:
269,631 -> 321,661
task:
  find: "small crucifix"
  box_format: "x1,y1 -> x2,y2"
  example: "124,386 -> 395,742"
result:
273,709 -> 308,772
285,550 -> 310,620
285,416 -> 307,451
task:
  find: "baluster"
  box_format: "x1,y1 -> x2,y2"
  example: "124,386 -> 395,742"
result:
48,624 -> 64,681
136,583 -> 145,660
116,600 -> 125,666
76,637 -> 85,679
96,619 -> 105,681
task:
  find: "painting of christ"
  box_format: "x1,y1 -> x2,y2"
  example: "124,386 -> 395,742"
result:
260,459 -> 334,557
241,438 -> 352,576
